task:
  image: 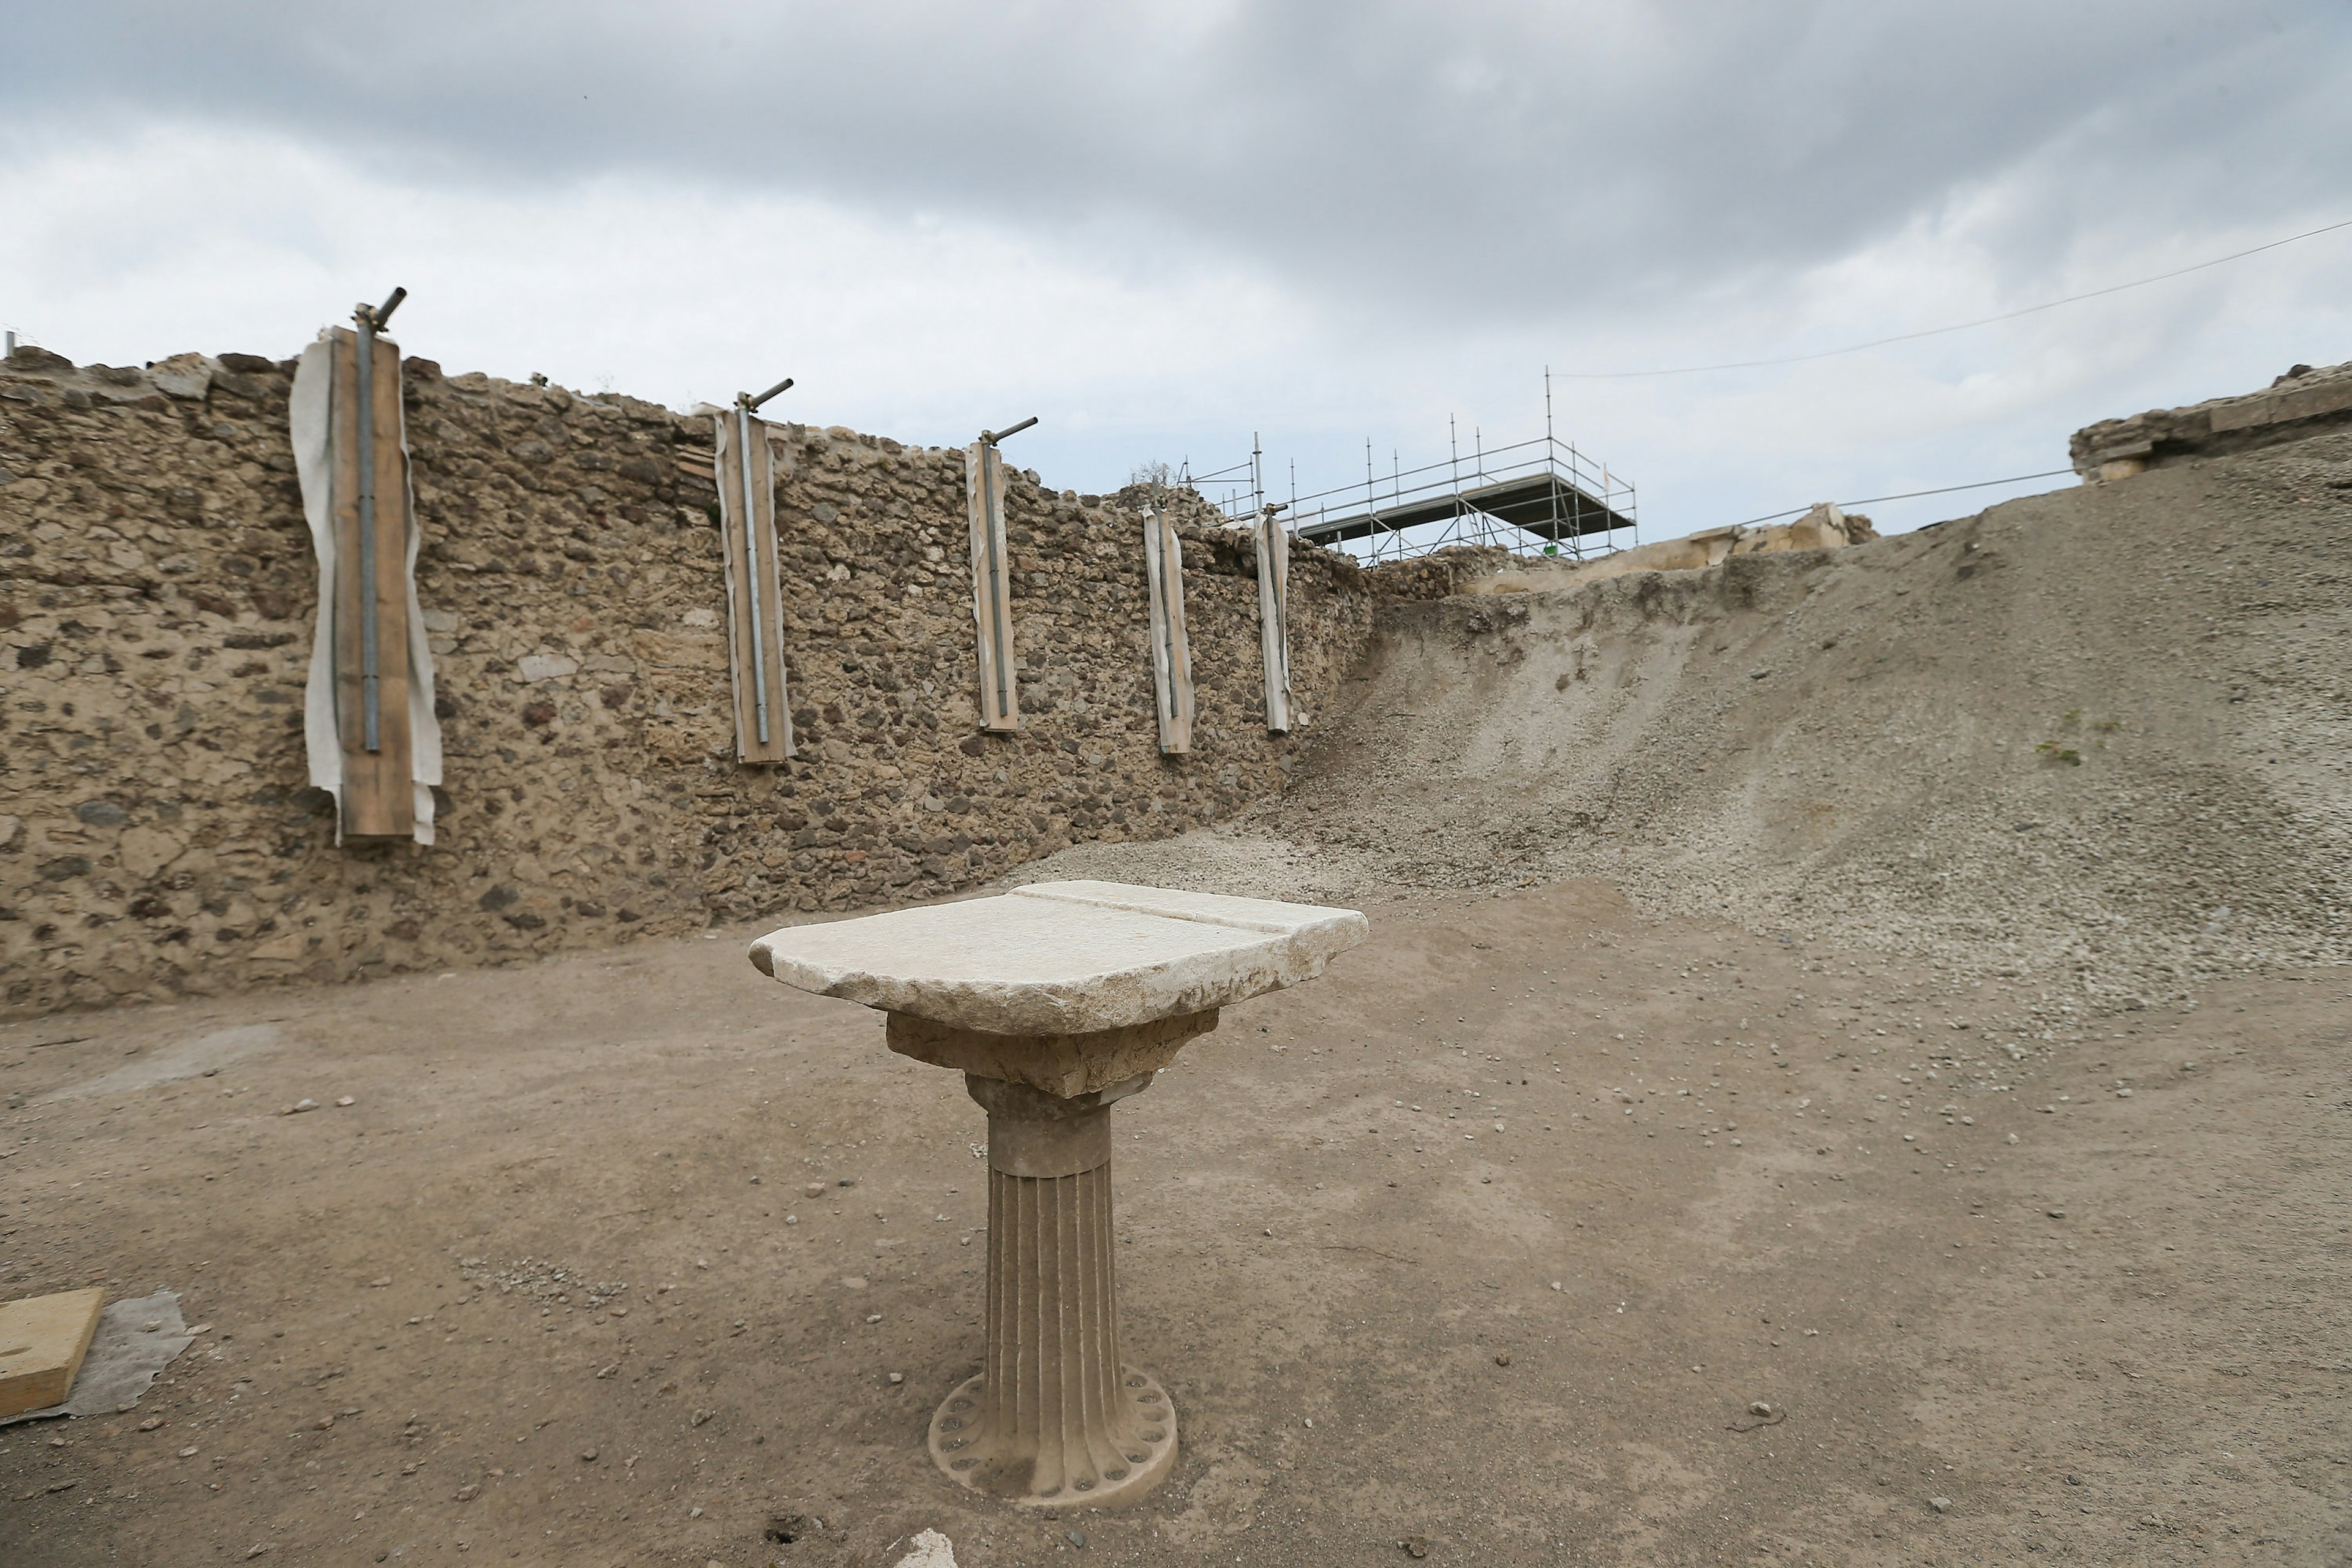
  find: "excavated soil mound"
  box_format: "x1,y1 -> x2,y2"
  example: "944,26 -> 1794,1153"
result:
1030,428 -> 2352,1009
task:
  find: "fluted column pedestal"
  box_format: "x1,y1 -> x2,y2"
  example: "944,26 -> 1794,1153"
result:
747,881 -> 1371,1513
927,1072 -> 1177,1509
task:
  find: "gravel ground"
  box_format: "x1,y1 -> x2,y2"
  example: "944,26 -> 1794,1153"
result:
2,891 -> 2345,1567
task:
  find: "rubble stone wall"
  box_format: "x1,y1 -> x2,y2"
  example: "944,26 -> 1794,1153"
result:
0,345 -> 1390,1018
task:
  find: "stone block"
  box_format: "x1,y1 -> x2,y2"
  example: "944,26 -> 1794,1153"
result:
147,353 -> 217,401
886,1008 -> 1217,1098
628,630 -> 728,670
747,880 -> 1368,1035
116,826 -> 183,879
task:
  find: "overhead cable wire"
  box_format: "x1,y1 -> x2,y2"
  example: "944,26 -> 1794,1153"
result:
1731,466 -> 2081,529
1559,217 -> 2352,380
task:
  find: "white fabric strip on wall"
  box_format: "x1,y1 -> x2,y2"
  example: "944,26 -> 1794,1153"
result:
1257,505 -> 1292,734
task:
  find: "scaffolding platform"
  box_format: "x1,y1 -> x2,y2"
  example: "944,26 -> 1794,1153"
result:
1295,467 -> 1634,546
1259,428 -> 1637,565
1187,387 -> 1638,566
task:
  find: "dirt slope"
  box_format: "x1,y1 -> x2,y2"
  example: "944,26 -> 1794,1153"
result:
1035,428 -> 2352,1014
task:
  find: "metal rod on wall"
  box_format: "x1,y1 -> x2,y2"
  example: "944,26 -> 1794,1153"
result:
352,285 -> 405,753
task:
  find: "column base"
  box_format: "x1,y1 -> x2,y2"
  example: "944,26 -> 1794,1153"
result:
927,1365 -> 1178,1510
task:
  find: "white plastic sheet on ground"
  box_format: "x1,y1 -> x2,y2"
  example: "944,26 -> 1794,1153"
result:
893,1529 -> 959,1567
0,1290 -> 194,1425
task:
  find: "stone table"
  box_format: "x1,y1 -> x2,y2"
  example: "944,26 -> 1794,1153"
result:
748,880 -> 1368,1509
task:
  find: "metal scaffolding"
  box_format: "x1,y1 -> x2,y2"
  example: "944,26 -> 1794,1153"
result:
1191,379 -> 1638,567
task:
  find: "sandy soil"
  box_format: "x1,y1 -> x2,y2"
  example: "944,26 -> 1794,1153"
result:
4,881 -> 2346,1567
1031,433 -> 2352,1015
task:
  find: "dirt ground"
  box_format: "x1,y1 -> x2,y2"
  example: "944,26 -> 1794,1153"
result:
4,879 -> 2346,1567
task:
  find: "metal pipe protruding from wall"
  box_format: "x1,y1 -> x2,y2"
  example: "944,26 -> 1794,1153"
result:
741,376 -> 794,412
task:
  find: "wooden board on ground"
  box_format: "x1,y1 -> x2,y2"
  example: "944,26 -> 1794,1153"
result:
0,1287 -> 104,1419
1142,496 -> 1195,753
965,442 -> 1020,733
711,411 -> 795,763
328,326 -> 415,838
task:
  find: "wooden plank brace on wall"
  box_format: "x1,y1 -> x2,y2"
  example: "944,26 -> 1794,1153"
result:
712,403 -> 796,763
1256,503 -> 1293,734
1142,484 -> 1196,753
331,315 -> 415,835
965,436 -> 1023,733
290,289 -> 444,845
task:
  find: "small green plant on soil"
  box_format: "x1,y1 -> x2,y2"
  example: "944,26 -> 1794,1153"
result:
2038,712 -> 2121,764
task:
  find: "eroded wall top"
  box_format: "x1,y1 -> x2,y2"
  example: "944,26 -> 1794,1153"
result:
2072,357 -> 2352,481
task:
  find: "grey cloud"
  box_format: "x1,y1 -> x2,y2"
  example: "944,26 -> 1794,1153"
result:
10,2 -> 2351,334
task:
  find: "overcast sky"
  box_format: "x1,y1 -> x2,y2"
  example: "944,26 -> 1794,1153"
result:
5,2 -> 2348,537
